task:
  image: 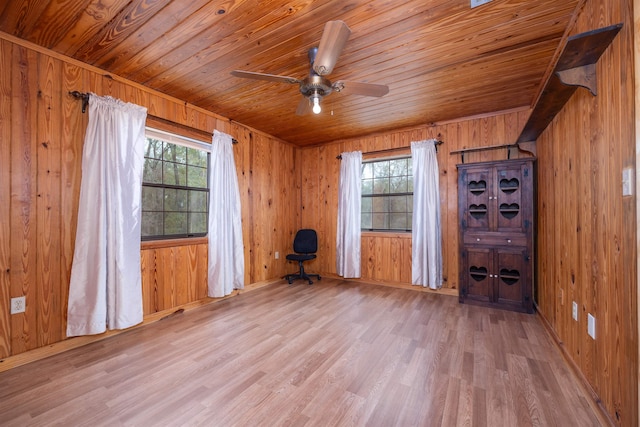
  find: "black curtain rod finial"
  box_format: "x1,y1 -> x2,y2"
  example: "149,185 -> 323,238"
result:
69,91 -> 89,113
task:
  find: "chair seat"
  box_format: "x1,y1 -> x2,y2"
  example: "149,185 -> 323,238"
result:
286,253 -> 316,262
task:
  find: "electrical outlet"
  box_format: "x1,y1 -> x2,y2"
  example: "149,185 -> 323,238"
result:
11,296 -> 26,314
470,0 -> 493,8
622,168 -> 633,196
572,301 -> 578,321
275,251 -> 279,259
588,314 -> 596,339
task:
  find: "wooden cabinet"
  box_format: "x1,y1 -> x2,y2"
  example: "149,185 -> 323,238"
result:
457,159 -> 535,313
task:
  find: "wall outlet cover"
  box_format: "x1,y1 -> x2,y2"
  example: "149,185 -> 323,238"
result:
588,313 -> 596,339
572,301 -> 578,321
11,296 -> 26,314
470,0 -> 492,7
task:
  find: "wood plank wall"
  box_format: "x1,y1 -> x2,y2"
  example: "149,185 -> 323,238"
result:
298,110 -> 531,291
0,34 -> 300,359
535,0 -> 637,425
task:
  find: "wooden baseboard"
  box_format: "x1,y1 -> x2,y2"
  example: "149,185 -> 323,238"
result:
535,307 -> 617,427
326,274 -> 459,297
0,278 -> 281,373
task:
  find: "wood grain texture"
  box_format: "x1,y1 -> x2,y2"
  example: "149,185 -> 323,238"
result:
0,39 -> 12,358
0,35 -> 300,361
0,279 -> 606,426
535,0 -> 637,425
0,0 -> 582,146
299,111 -> 530,291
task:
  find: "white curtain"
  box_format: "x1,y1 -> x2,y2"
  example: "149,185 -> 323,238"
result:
66,94 -> 147,337
411,139 -> 443,289
208,130 -> 245,297
336,151 -> 362,278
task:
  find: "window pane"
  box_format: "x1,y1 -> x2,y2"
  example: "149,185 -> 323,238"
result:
373,161 -> 389,178
164,212 -> 188,235
390,195 -> 407,212
361,212 -> 372,229
143,159 -> 162,184
373,178 -> 389,194
187,147 -> 208,167
142,186 -> 163,211
164,188 -> 188,212
389,213 -> 408,229
389,159 -> 407,176
163,162 -> 187,186
361,156 -> 412,231
362,178 -> 374,195
187,165 -> 207,188
361,197 -> 372,213
163,143 -> 187,163
372,213 -> 388,229
189,213 -> 207,234
372,196 -> 389,213
145,138 -> 163,159
390,176 -> 407,193
142,131 -> 209,240
189,190 -> 208,212
362,163 -> 373,179
141,212 -> 163,237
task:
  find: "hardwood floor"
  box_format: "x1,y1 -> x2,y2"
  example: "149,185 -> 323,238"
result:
0,279 -> 604,426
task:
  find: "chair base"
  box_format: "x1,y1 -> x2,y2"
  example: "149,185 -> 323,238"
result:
285,261 -> 321,285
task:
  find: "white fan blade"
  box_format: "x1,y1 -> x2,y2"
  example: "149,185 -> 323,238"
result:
313,21 -> 351,76
296,97 -> 311,116
231,70 -> 300,85
334,80 -> 389,97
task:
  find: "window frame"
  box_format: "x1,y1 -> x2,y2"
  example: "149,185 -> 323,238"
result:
361,155 -> 413,232
141,127 -> 211,241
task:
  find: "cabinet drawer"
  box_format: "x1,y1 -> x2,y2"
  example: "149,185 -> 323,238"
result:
463,232 -> 526,247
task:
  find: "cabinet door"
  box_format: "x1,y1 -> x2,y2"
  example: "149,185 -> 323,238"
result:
495,164 -> 525,231
463,247 -> 492,302
460,168 -> 492,231
495,248 -> 529,307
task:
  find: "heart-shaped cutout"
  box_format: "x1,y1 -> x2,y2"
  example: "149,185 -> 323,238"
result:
500,268 -> 520,286
499,203 -> 519,219
500,178 -> 519,194
469,266 -> 487,281
469,180 -> 486,195
469,204 -> 487,220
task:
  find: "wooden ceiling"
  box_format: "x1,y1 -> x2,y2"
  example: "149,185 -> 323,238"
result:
0,0 -> 580,146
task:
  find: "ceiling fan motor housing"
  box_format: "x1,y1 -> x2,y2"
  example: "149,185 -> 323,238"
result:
300,75 -> 333,99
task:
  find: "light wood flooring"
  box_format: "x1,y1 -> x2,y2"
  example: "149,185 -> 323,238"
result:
0,279 -> 604,426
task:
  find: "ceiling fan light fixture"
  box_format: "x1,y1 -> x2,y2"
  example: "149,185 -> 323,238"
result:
312,96 -> 322,114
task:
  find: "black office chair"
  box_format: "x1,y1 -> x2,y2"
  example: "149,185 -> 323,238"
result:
285,229 -> 321,285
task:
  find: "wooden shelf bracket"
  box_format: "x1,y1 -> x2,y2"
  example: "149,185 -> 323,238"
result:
516,23 -> 622,143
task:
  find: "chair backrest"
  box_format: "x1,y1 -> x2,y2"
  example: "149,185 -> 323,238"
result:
293,229 -> 318,254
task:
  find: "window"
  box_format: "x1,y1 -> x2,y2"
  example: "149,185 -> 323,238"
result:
141,128 -> 210,240
361,157 -> 413,231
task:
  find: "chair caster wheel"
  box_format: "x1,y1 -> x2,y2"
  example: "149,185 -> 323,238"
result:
308,281 -> 313,285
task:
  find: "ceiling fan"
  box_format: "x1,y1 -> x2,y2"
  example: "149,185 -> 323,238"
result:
231,21 -> 389,115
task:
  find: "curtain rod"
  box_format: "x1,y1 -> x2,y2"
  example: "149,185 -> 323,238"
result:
69,91 -> 238,144
335,136 -> 443,160
449,142 -> 534,163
